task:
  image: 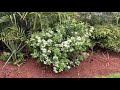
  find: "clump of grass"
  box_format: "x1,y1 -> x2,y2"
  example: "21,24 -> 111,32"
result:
82,73 -> 120,78
103,73 -> 120,78
94,73 -> 120,78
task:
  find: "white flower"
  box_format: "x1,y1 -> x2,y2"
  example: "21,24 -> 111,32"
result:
35,36 -> 39,39
49,30 -> 54,34
61,48 -> 64,51
41,48 -> 47,53
65,45 -> 70,48
47,39 -> 52,43
54,61 -> 59,67
70,48 -> 74,52
67,66 -> 71,69
68,39 -> 72,43
42,39 -> 47,46
43,61 -> 47,64
71,37 -> 75,40
37,37 -> 41,42
53,67 -> 58,73
48,50 -> 51,53
53,55 -> 58,60
55,44 -> 60,47
77,37 -> 81,40
35,36 -> 40,40
59,69 -> 63,72
42,53 -> 47,57
38,39 -> 41,43
62,41 -> 70,48
90,27 -> 94,32
75,32 -> 78,34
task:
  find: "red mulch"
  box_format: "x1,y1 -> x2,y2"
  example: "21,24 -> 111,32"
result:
1,49 -> 120,78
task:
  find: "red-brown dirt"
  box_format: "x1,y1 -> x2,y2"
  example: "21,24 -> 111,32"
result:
1,49 -> 120,78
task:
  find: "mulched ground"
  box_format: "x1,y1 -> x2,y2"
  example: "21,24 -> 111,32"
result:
1,49 -> 120,78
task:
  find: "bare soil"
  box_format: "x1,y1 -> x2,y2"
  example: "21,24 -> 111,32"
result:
0,49 -> 120,78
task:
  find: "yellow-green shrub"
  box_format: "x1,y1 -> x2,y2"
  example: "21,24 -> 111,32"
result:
92,25 -> 120,52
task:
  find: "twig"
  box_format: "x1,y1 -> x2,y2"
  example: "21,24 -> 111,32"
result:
102,53 -> 107,60
96,53 -> 109,63
107,52 -> 109,60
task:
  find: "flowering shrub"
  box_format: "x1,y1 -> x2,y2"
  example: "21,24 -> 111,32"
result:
27,19 -> 94,73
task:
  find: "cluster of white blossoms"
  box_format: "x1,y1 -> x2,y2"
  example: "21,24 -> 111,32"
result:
61,41 -> 70,48
53,35 -> 87,53
41,48 -> 47,53
43,58 -> 52,65
53,60 -> 71,73
54,61 -> 68,72
41,48 -> 51,58
31,34 -> 53,47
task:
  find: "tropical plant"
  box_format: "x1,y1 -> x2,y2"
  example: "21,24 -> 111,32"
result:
0,12 -> 27,68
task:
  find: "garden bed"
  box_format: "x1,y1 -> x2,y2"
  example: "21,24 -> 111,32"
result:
1,49 -> 120,78
1,12 -> 120,78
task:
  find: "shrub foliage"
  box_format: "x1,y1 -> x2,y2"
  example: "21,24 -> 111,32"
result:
27,19 -> 94,73
92,25 -> 120,52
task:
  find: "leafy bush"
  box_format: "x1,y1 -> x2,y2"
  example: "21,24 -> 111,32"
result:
92,25 -> 120,52
27,19 -> 94,73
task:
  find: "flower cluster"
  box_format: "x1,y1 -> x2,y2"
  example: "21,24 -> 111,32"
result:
27,19 -> 94,73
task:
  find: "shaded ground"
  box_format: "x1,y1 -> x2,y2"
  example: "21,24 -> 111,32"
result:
1,49 -> 120,78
